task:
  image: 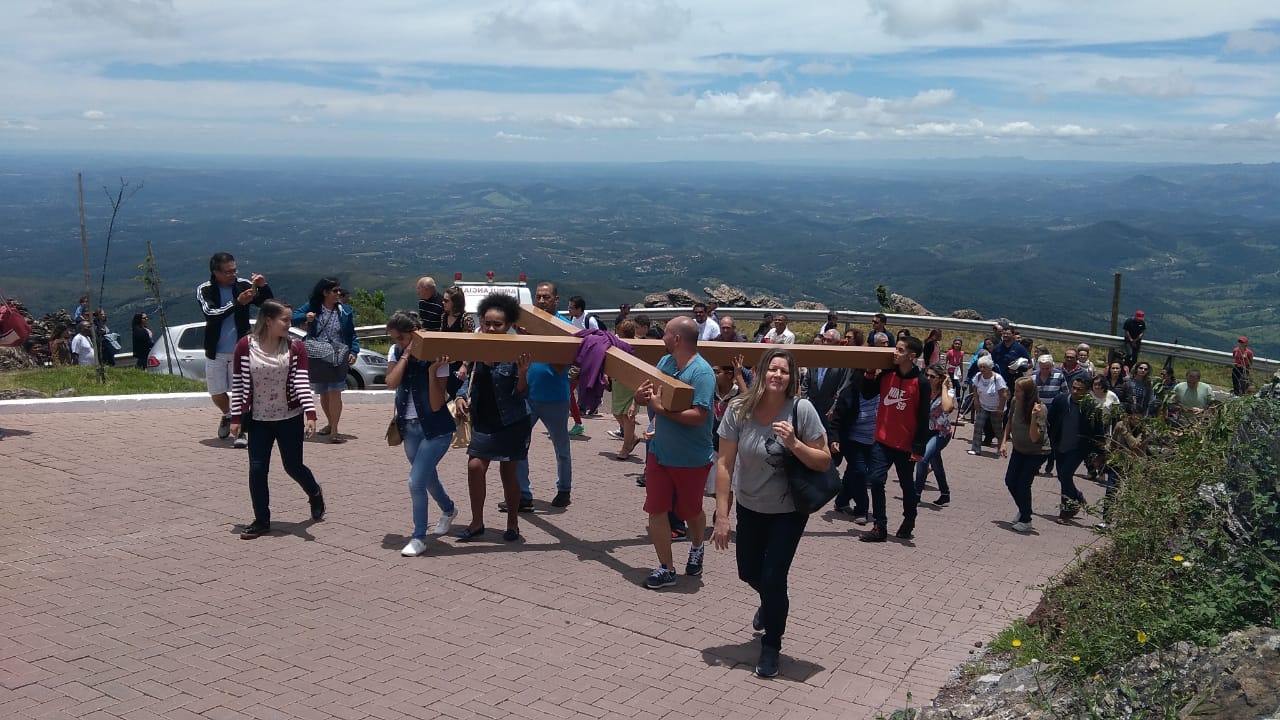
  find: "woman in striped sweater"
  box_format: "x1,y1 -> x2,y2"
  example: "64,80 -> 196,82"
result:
230,299 -> 325,539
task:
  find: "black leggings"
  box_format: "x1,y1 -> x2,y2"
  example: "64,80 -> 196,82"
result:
735,503 -> 808,650
247,414 -> 321,523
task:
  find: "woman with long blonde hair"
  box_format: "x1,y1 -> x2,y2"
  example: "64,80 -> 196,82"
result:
711,348 -> 831,678
230,299 -> 324,539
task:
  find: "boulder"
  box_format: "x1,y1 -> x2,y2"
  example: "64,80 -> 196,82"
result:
749,294 -> 784,309
952,309 -> 984,321
0,347 -> 38,371
638,292 -> 670,308
0,388 -> 48,400
704,284 -> 751,307
889,293 -> 930,316
793,301 -> 829,311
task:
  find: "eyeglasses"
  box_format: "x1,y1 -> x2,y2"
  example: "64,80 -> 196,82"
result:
216,266 -> 238,275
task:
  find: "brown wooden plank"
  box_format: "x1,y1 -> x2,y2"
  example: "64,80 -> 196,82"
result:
601,351 -> 693,412
621,339 -> 896,369
407,331 -> 581,363
516,305 -> 579,336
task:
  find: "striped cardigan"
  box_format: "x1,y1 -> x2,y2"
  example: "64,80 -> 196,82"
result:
229,336 -> 317,424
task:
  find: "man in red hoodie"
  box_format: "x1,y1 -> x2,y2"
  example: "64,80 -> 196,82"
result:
859,336 -> 931,542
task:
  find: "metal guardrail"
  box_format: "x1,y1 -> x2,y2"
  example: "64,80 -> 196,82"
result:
568,307 -> 1280,375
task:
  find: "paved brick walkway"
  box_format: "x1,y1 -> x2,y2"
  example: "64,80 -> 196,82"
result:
0,402 -> 1101,719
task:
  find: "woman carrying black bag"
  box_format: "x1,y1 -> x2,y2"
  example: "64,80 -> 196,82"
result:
293,277 -> 359,443
711,348 -> 831,679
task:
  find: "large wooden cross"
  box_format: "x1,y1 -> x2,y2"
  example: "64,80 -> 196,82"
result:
409,306 -> 895,411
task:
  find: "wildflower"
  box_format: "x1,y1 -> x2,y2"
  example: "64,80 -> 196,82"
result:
1172,555 -> 1184,562
1011,639 -> 1022,648
1182,560 -> 1193,569
1137,630 -> 1148,644
1072,656 -> 1080,662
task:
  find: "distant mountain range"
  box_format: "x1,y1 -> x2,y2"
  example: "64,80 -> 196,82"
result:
1,153 -> 1276,357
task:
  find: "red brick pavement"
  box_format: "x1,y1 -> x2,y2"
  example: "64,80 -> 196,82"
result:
0,403 -> 1103,719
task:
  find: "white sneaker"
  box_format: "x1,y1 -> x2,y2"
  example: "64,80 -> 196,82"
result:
401,538 -> 427,556
606,429 -> 625,440
1011,521 -> 1032,533
431,508 -> 457,536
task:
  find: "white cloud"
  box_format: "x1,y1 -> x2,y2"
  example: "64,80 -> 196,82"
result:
796,61 -> 853,75
39,0 -> 177,38
1096,69 -> 1197,98
82,109 -> 109,119
0,119 -> 39,131
284,114 -> 314,124
689,83 -> 956,123
476,0 -> 691,49
495,130 -> 545,141
549,113 -> 640,129
868,0 -> 1010,38
706,55 -> 787,77
1224,29 -> 1280,55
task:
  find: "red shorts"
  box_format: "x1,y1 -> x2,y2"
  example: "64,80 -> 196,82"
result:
643,454 -> 712,521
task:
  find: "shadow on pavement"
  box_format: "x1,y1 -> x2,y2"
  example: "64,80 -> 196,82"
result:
701,640 -> 826,682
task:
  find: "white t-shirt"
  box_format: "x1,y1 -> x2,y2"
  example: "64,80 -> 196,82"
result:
696,319 -> 719,342
974,372 -> 1008,411
764,328 -> 796,345
71,334 -> 95,366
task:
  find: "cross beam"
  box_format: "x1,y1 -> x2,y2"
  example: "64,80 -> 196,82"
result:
409,306 -> 897,412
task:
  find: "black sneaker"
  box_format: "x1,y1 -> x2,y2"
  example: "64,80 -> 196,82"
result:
755,646 -> 780,678
685,544 -> 705,577
218,415 -> 232,440
240,519 -> 270,539
859,525 -> 887,543
550,491 -> 572,508
497,498 -> 535,513
895,522 -> 915,539
309,491 -> 326,521
934,494 -> 950,507
644,566 -> 676,590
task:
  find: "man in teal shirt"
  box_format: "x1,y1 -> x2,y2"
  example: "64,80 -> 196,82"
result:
1172,369 -> 1213,416
634,316 -> 716,590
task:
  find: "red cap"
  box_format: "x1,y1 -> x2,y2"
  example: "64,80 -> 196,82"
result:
1239,336 -> 1248,344
1134,310 -> 1145,319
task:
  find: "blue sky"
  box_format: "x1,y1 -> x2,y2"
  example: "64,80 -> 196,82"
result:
3,1 -> 1279,162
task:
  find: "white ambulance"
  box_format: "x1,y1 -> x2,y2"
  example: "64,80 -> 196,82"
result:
452,272 -> 534,317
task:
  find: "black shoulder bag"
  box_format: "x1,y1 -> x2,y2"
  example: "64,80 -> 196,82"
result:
783,398 -> 842,514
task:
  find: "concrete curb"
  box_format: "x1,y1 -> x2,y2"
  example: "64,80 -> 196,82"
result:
0,390 -> 393,414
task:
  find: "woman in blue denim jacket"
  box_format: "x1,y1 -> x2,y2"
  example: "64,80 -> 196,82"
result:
453,293 -> 532,543
293,277 -> 360,442
386,311 -> 458,557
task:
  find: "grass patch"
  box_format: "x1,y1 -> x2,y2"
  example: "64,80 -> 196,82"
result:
0,367 -> 207,396
985,398 -> 1280,683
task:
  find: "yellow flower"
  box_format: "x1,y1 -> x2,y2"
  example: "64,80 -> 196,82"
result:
1137,631 -> 1148,644
1011,639 -> 1022,648
1072,656 -> 1080,662
1172,555 -> 1184,562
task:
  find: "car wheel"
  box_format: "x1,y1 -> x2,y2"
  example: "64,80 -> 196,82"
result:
346,371 -> 363,390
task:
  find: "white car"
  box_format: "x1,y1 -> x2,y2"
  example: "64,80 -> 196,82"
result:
145,321 -> 387,389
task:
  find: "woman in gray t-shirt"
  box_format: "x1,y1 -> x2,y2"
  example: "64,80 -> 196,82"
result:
711,348 -> 830,678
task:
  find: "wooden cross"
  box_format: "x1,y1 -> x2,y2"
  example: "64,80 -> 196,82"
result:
409,305 -> 895,411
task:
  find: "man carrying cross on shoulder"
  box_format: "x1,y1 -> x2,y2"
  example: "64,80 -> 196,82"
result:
634,316 -> 716,590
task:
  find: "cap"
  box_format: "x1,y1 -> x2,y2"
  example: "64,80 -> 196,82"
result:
1239,336 -> 1249,344
1008,357 -> 1030,374
1135,310 -> 1145,319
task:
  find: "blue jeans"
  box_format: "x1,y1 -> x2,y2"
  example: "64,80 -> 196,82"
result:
914,433 -> 951,495
735,503 -> 809,650
402,419 -> 455,540
246,414 -> 321,523
834,440 -> 872,512
516,398 -> 573,499
866,442 -> 917,529
1053,448 -> 1088,507
1004,450 -> 1043,523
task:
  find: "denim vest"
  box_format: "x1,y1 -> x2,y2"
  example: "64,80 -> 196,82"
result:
394,359 -> 457,439
460,361 -> 529,428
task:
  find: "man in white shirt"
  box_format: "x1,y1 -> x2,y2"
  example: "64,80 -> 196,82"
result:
70,322 -> 96,366
763,314 -> 796,344
693,303 -> 719,342
566,295 -> 601,330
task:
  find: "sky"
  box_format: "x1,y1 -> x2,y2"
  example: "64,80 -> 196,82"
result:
3,0 -> 1280,163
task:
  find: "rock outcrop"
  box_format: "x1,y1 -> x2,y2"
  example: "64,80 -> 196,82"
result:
638,286 -> 783,309
904,626 -> 1280,720
792,301 -> 829,311
889,293 -> 931,316
952,309 -> 984,320
703,284 -> 751,307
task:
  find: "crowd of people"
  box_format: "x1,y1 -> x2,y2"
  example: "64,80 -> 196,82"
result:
180,253 -> 1262,680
